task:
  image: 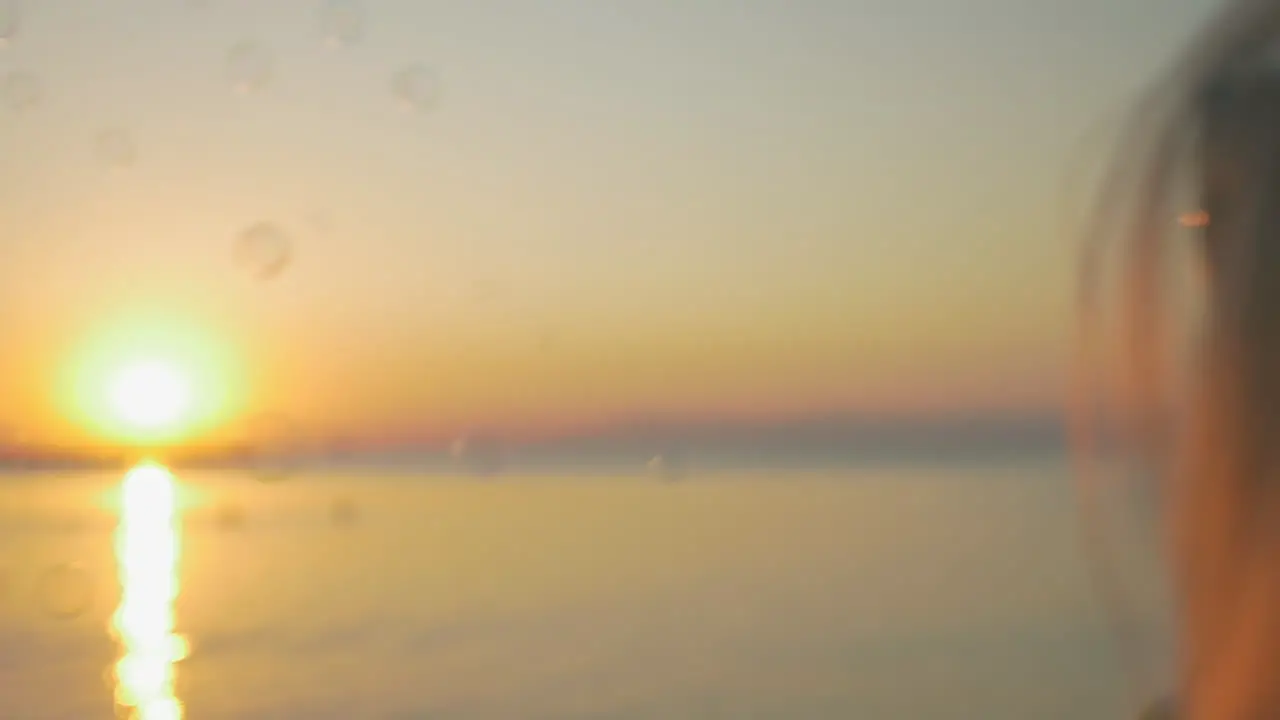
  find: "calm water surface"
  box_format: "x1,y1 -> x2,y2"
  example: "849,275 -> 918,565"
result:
0,461 -> 1156,719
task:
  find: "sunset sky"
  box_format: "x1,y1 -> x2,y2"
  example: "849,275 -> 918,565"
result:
0,0 -> 1218,448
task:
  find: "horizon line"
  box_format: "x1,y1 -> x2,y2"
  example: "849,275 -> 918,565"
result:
0,405 -> 1067,466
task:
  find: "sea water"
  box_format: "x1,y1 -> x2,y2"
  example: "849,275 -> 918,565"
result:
0,458 -> 1153,719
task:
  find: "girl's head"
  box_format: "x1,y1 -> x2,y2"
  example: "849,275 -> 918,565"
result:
1081,2 -> 1280,717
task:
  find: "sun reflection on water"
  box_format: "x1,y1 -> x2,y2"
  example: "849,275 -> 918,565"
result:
110,462 -> 188,719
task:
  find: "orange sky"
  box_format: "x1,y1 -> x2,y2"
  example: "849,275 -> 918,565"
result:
0,0 -> 1216,449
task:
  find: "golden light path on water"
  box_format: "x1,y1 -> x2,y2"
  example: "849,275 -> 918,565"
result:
111,462 -> 188,719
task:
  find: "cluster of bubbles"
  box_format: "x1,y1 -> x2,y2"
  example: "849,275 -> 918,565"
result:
218,3 -> 439,113
230,411 -> 362,531
0,0 -> 699,624
0,0 -> 441,282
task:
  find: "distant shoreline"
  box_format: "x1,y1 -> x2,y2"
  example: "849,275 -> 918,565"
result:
0,409 -> 1070,474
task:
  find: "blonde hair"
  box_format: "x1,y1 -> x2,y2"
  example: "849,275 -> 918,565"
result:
1075,1 -> 1280,716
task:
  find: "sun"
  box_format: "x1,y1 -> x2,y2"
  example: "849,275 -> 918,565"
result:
110,360 -> 192,431
61,307 -> 245,447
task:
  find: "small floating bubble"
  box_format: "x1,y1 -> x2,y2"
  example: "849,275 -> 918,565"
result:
451,435 -> 504,477
391,64 -> 440,113
647,455 -> 668,477
226,41 -> 272,95
0,2 -> 20,47
329,496 -> 357,527
59,513 -> 89,535
94,128 -> 136,168
214,501 -> 246,531
648,451 -> 685,482
37,562 -> 93,620
234,221 -> 292,280
317,0 -> 364,48
305,209 -> 332,235
1,69 -> 40,112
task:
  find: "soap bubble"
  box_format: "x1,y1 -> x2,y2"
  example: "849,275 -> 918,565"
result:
0,2 -> 20,47
234,221 -> 292,280
226,41 -> 272,95
214,501 -> 246,531
647,455 -> 669,477
391,64 -> 440,113
1,70 -> 40,112
305,209 -> 332,235
648,450 -> 685,482
59,513 -> 89,535
329,496 -> 357,527
317,0 -> 364,48
94,128 -> 136,168
37,563 -> 93,620
451,435 -> 504,477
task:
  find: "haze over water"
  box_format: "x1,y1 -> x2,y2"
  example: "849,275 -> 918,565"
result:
0,452 -> 1178,719
0,1 -> 1202,717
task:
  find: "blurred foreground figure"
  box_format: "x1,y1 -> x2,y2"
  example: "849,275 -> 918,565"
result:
1078,2 -> 1280,718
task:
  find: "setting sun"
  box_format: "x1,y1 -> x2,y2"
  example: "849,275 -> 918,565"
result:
62,308 -> 245,446
110,361 -> 192,431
